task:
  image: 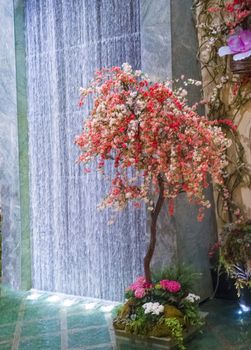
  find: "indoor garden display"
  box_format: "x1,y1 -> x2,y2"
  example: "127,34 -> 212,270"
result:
219,220 -> 251,310
194,0 -> 251,226
75,63 -> 231,348
195,0 -> 251,308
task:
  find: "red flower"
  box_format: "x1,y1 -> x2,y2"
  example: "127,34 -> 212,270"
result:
76,64 -> 229,218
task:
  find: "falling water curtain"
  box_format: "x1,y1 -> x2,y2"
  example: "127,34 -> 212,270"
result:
25,0 -> 146,301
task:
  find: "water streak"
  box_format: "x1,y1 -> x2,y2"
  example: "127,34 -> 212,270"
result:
25,0 -> 146,301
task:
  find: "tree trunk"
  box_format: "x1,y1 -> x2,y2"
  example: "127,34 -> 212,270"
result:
144,174 -> 165,283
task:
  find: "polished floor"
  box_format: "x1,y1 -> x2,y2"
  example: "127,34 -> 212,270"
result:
0,285 -> 250,350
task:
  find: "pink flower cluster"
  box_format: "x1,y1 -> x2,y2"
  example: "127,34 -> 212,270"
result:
209,0 -> 251,31
129,276 -> 152,299
75,64 -> 230,220
127,277 -> 181,298
159,280 -> 181,293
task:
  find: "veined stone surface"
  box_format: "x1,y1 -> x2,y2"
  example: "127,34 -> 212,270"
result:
140,0 -> 172,81
0,0 -> 22,289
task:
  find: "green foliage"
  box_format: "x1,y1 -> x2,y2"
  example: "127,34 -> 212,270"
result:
164,318 -> 185,350
124,307 -> 154,336
113,317 -> 128,331
114,267 -> 202,348
150,321 -> 171,337
146,286 -> 180,306
125,289 -> 134,299
121,307 -> 186,349
152,264 -> 201,295
125,317 -> 151,336
182,301 -> 203,327
221,222 -> 251,266
219,221 -> 251,293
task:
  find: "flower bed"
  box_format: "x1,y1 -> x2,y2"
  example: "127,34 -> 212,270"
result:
113,269 -> 203,350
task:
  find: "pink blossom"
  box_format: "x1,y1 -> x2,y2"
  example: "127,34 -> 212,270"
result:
129,276 -> 146,291
134,288 -> 146,298
129,276 -> 152,291
75,64 -> 230,219
160,280 -> 181,293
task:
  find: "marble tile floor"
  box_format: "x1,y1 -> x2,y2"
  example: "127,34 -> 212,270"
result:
0,285 -> 251,350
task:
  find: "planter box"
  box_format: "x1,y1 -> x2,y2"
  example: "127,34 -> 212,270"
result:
115,312 -> 208,350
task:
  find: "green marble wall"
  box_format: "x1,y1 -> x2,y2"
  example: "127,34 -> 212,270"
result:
0,0 -> 31,290
14,0 -> 31,290
140,0 -> 217,300
0,0 -> 21,289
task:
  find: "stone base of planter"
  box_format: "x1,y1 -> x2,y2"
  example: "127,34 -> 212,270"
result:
115,312 -> 208,350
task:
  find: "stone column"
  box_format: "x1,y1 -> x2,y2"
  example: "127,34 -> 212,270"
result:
140,0 -> 217,299
0,0 -> 22,289
14,0 -> 32,290
0,0 -> 31,291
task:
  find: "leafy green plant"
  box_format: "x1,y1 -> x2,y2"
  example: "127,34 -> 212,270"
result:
181,300 -> 203,327
113,265 -> 203,349
164,317 -> 185,350
125,317 -> 150,336
152,264 -> 201,294
219,221 -> 251,294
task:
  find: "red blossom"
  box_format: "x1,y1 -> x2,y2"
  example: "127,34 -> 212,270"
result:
212,119 -> 237,132
76,64 -> 230,218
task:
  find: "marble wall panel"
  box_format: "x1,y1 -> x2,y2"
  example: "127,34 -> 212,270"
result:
141,0 -> 216,299
0,0 -> 22,289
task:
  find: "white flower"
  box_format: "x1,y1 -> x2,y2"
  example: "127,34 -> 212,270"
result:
122,62 -> 132,74
184,293 -> 200,303
135,70 -> 142,76
195,80 -> 202,86
130,91 -> 138,98
180,89 -> 188,97
142,302 -> 164,315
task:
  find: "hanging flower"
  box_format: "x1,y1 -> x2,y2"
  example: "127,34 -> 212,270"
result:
75,64 -> 230,219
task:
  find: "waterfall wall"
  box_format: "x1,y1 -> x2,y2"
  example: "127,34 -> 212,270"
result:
24,0 -> 215,301
25,0 -> 146,301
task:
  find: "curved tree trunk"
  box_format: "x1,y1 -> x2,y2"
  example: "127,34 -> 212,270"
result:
144,174 -> 165,283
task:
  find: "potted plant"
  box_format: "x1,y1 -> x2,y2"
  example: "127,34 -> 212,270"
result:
113,265 -> 203,350
219,220 -> 251,310
209,240 -> 238,301
75,63 -> 230,347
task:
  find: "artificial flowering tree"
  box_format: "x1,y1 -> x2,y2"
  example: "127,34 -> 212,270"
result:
75,63 -> 231,285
